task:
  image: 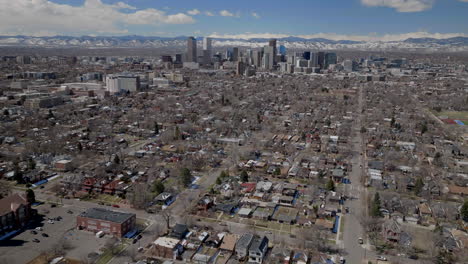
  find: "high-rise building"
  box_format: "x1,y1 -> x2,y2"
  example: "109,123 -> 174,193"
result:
232,47 -> 239,62
279,45 -> 287,56
262,46 -> 274,69
236,61 -> 245,75
309,52 -> 319,68
303,51 -> 311,61
324,53 -> 337,69
317,52 -> 325,69
252,50 -> 262,67
106,74 -> 140,94
186,37 -> 197,63
268,39 -> 277,65
203,37 -> 212,64
343,59 -> 358,72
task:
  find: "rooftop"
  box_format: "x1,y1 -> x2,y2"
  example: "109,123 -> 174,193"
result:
78,207 -> 134,224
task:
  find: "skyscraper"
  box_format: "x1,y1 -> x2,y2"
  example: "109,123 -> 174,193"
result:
269,39 -> 277,65
279,45 -> 287,56
187,37 -> 197,63
262,46 -> 274,69
324,52 -> 337,69
232,47 -> 239,62
203,37 -> 212,64
317,52 -> 325,69
303,51 -> 311,61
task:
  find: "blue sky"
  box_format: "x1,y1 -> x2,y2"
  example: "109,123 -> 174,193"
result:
0,0 -> 467,40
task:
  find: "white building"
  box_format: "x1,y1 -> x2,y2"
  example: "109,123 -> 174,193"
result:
105,74 -> 140,94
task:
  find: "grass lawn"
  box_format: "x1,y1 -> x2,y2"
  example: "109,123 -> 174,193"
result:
95,244 -> 126,264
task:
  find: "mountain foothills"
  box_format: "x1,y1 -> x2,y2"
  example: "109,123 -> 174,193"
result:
1,35 -> 468,51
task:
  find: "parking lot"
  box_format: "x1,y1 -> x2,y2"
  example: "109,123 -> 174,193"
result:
0,203 -> 109,264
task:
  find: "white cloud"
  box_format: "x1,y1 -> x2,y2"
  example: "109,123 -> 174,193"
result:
205,11 -> 215,16
252,12 -> 261,19
220,10 -> 235,17
208,32 -> 468,42
361,0 -> 434,12
112,2 -> 136,10
0,0 -> 195,36
187,9 -> 201,15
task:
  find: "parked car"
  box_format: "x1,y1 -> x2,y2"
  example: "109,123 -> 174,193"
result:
30,230 -> 37,235
32,238 -> 40,243
48,220 -> 54,224
67,210 -> 73,214
377,256 -> 387,261
35,227 -> 43,231
41,233 -> 49,237
358,237 -> 363,244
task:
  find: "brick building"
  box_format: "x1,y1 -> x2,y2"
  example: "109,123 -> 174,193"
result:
76,208 -> 135,237
0,193 -> 33,236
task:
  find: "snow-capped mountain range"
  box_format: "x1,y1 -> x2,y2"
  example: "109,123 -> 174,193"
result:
1,35 -> 468,52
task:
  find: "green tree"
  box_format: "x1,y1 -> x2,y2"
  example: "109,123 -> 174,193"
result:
27,158 -> 36,171
13,160 -> 24,184
180,168 -> 192,187
414,177 -> 424,195
371,192 -> 383,217
151,180 -> 165,195
461,200 -> 468,222
26,189 -> 35,203
174,126 -> 181,140
420,122 -> 428,134
154,121 -> 159,135
326,179 -> 335,191
240,170 -> 249,182
219,171 -> 229,179
216,177 -> 222,185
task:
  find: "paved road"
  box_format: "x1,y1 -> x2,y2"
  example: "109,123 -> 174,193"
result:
341,86 -> 373,264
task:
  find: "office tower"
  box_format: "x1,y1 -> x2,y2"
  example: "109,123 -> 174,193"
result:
233,47 -> 239,62
161,55 -> 173,63
308,52 -> 319,68
174,54 -> 182,64
252,50 -> 262,67
262,46 -> 274,69
279,45 -> 287,56
317,52 -> 325,69
324,52 -> 337,69
203,37 -> 212,64
296,58 -> 308,68
303,51 -> 311,61
187,36 -> 197,62
269,39 -> 277,65
236,61 -> 245,75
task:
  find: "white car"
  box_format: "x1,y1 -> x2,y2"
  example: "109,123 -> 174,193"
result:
48,220 -> 54,224
35,227 -> 43,231
377,256 -> 387,261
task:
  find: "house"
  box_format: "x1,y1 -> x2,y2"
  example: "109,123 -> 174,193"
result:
268,247 -> 292,264
248,236 -> 269,264
235,233 -> 254,260
271,206 -> 298,224
170,224 -> 189,240
291,251 -> 308,264
55,159 -> 73,172
0,193 -> 33,236
197,196 -> 214,211
220,233 -> 239,253
331,169 -> 344,182
238,207 -> 254,218
76,208 -> 135,237
448,185 -> 468,196
155,192 -> 175,206
382,219 -> 401,243
152,236 -> 184,259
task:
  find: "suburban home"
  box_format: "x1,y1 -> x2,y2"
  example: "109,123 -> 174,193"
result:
0,193 -> 33,236
170,224 -> 189,240
248,236 -> 269,263
235,233 -> 254,260
152,236 -> 184,259
382,219 -> 402,243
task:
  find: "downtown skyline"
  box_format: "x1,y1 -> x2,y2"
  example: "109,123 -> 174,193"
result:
0,0 -> 467,41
